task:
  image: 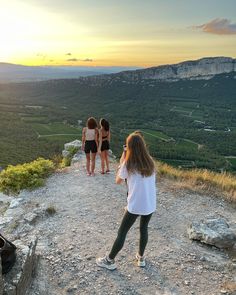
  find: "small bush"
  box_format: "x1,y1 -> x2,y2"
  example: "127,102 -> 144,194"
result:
46,205 -> 56,215
61,157 -> 72,168
0,158 -> 55,195
67,146 -> 79,155
61,146 -> 79,167
51,154 -> 63,169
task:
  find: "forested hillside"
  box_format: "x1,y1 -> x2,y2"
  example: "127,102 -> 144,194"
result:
0,72 -> 235,171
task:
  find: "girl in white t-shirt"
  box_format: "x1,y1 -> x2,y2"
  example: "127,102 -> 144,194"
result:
96,132 -> 156,270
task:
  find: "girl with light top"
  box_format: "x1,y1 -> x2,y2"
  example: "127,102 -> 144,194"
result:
82,117 -> 99,176
96,132 -> 156,270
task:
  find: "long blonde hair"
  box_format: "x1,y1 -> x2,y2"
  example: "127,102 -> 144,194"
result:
125,133 -> 155,177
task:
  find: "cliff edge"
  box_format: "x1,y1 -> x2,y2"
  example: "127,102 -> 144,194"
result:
1,155 -> 236,294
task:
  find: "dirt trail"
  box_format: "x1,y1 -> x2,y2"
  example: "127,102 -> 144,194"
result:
21,155 -> 236,295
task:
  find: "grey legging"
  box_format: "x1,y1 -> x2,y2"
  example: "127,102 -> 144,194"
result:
108,210 -> 152,260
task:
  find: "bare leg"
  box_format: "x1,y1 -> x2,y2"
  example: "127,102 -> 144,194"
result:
86,153 -> 91,175
91,152 -> 96,174
105,150 -> 110,172
100,151 -> 105,173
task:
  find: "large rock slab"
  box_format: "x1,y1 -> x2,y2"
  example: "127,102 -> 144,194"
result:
62,140 -> 82,159
64,140 -> 82,151
187,218 -> 236,249
3,237 -> 37,295
71,152 -> 83,165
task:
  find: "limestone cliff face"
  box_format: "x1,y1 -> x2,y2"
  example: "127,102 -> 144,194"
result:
82,57 -> 236,83
118,57 -> 236,81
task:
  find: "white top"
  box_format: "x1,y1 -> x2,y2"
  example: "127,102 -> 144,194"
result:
119,163 -> 157,215
85,128 -> 96,140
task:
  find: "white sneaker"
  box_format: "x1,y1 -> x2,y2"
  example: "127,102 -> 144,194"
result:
136,253 -> 146,267
96,255 -> 117,270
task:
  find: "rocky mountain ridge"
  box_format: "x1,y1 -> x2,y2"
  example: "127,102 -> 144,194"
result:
81,57 -> 236,84
1,57 -> 235,83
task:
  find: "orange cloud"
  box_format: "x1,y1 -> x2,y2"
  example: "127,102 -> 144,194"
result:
193,18 -> 236,35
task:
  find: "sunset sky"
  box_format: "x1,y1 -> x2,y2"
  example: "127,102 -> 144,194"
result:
0,0 -> 236,67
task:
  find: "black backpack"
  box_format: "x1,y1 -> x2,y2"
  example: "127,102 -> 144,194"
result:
0,233 -> 17,274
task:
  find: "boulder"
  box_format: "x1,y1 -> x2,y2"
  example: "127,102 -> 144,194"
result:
9,199 -> 23,209
62,150 -> 70,158
64,140 -> 82,151
24,213 -> 38,225
187,218 -> 236,249
71,152 -> 83,165
0,217 -> 13,231
3,237 -> 38,295
62,140 -> 82,160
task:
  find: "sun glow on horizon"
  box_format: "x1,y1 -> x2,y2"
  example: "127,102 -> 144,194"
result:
0,1 -> 95,66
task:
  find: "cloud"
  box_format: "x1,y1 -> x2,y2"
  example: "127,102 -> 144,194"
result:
66,58 -> 93,62
65,53 -> 72,56
193,18 -> 236,35
83,58 -> 93,62
67,58 -> 78,62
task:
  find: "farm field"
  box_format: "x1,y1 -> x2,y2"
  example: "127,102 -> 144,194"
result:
20,115 -> 47,123
31,122 -> 81,136
39,134 -> 81,144
141,129 -> 172,141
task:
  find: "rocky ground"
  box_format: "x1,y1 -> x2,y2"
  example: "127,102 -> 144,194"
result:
1,154 -> 236,295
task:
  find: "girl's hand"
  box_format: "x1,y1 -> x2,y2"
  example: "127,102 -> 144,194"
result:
81,144 -> 85,151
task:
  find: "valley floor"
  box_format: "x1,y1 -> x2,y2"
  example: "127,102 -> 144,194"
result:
13,155 -> 236,295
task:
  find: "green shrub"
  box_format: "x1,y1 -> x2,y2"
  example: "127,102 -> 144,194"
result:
51,154 -> 64,169
0,158 -> 55,195
61,157 -> 71,167
67,146 -> 79,155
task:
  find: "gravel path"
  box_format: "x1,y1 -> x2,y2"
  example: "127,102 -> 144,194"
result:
21,155 -> 236,295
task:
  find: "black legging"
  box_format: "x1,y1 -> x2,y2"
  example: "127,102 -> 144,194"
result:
108,210 -> 152,260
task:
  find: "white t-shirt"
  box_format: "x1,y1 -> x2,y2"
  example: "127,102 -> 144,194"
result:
118,163 -> 157,215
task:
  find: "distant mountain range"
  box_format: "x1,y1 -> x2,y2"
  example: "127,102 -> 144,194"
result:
81,57 -> 236,84
0,57 -> 235,83
0,63 -> 140,83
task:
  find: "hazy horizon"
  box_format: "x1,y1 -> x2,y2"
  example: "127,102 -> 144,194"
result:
1,55 -> 235,69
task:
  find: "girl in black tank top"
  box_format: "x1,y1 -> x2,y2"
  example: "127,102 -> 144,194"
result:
98,118 -> 110,174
